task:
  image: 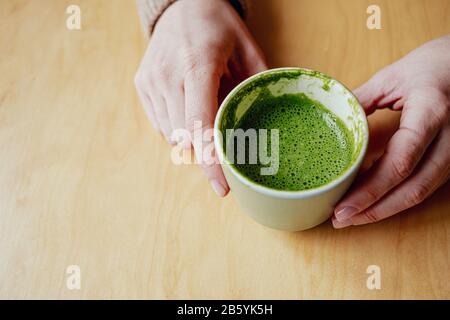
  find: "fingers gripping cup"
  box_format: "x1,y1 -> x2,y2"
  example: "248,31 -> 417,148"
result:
214,68 -> 369,231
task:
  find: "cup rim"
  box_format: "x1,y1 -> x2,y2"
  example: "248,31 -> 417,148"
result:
213,67 -> 369,199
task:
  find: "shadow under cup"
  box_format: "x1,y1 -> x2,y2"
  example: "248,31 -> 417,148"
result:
214,68 -> 369,231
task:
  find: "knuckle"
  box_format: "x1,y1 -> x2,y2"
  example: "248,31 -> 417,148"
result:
152,63 -> 171,82
406,183 -> 430,207
201,156 -> 218,169
182,48 -> 223,78
185,62 -> 221,81
182,47 -> 203,70
363,186 -> 381,203
185,115 -> 198,133
134,70 -> 146,89
428,157 -> 444,173
134,70 -> 156,94
390,154 -> 415,180
185,112 -> 212,133
400,126 -> 422,143
362,210 -> 380,223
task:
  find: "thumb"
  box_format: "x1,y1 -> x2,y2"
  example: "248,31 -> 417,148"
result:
353,78 -> 381,115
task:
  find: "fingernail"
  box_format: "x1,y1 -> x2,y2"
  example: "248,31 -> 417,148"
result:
332,217 -> 353,229
335,206 -> 359,222
210,180 -> 226,197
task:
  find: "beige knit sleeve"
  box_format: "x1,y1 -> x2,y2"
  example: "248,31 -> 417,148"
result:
136,0 -> 176,38
136,0 -> 248,38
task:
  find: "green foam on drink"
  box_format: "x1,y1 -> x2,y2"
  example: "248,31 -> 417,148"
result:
230,91 -> 354,191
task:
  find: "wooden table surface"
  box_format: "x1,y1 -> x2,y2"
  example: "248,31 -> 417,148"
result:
0,0 -> 449,299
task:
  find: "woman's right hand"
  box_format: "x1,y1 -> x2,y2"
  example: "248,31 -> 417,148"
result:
135,0 -> 267,197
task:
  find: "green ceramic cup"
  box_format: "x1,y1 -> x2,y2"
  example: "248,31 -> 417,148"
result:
214,68 -> 369,231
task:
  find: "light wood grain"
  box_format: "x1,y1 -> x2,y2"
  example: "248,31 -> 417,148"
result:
0,0 -> 449,299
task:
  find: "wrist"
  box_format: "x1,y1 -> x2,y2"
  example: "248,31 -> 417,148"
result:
136,0 -> 177,38
136,0 -> 247,38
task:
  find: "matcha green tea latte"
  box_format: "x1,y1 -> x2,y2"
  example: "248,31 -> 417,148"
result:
215,68 -> 368,230
228,91 -> 354,191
